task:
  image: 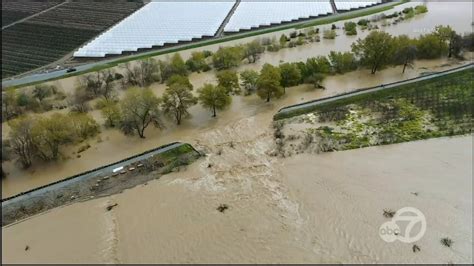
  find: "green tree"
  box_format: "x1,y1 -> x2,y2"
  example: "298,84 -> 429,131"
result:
328,51 -> 357,74
197,84 -> 231,117
165,74 -> 193,90
243,40 -> 265,63
216,70 -> 240,94
32,113 -> 73,161
161,80 -> 198,125
2,88 -> 20,121
32,84 -> 54,102
416,33 -> 448,59
240,69 -> 259,95
212,46 -> 244,70
69,113 -> 100,140
351,31 -> 395,74
100,100 -> 121,128
279,63 -> 302,93
279,34 -> 289,47
185,51 -> 208,72
393,35 -> 417,73
119,88 -> 162,138
169,53 -> 188,76
8,116 -> 36,168
257,64 -> 284,102
344,22 -> 357,36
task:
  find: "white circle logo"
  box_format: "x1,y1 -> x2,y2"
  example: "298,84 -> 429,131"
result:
379,207 -> 426,243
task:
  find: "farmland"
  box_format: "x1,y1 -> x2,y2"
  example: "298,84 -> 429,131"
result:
275,67 -> 473,154
1,0 -> 143,79
1,0 -> 63,27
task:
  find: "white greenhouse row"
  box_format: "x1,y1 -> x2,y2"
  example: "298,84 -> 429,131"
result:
224,0 -> 333,32
74,1 -> 387,58
334,0 -> 383,11
74,1 -> 235,57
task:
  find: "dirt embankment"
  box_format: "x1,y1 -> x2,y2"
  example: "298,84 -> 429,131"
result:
2,143 -> 200,226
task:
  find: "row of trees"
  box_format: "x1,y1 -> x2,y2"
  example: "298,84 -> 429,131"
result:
352,26 -> 473,74
8,113 -> 99,168
2,84 -> 66,122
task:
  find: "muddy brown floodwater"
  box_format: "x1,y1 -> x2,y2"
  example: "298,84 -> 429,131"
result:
1,1 -> 473,263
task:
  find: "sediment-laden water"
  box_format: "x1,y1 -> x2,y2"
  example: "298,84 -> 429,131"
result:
2,2 -> 473,263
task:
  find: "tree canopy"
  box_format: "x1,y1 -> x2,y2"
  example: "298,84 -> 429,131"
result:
197,84 -> 231,117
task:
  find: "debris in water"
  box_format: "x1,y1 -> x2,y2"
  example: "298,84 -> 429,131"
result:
411,192 -> 419,196
106,203 -> 118,211
383,209 -> 396,218
217,204 -> 229,213
412,244 -> 421,253
25,245 -> 29,251
441,237 -> 453,247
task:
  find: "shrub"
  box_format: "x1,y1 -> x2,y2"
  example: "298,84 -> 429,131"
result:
414,5 -> 428,14
323,29 -> 337,39
344,22 -> 357,36
357,19 -> 370,26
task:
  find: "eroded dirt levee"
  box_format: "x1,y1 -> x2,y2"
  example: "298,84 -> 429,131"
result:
1,142 -> 201,226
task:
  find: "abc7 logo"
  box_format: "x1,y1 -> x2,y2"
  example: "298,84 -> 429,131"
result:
379,207 -> 426,243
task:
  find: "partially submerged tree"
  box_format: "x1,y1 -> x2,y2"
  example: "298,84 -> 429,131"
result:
32,113 -> 74,161
328,51 -> 358,74
70,86 -> 92,113
185,51 -> 209,72
32,84 -> 55,102
2,88 -> 21,121
118,88 -> 162,138
393,35 -> 417,73
257,64 -> 284,102
8,116 -> 36,168
69,113 -> 100,141
351,31 -> 395,74
212,46 -> 244,70
100,100 -> 121,128
416,33 -> 448,59
243,40 -> 265,63
279,63 -> 302,93
216,70 -> 240,95
240,69 -> 259,95
197,84 -> 231,117
161,78 -> 198,125
122,58 -> 160,87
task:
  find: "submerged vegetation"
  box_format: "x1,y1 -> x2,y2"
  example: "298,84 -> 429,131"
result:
274,68 -> 473,154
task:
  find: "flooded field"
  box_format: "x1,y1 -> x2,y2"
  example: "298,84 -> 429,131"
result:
2,58 -> 470,198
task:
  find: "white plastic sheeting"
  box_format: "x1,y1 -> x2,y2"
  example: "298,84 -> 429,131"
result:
224,0 -> 333,32
334,0 -> 382,11
74,1 -> 235,57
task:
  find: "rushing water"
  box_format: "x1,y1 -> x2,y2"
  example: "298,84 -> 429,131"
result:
2,2 -> 473,263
